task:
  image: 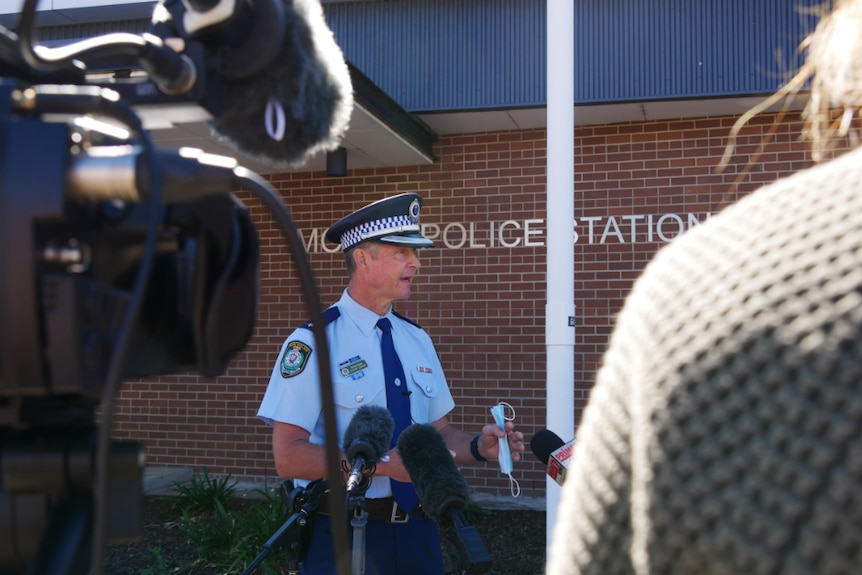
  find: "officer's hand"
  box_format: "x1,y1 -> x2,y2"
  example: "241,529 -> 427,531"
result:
378,447 -> 413,483
478,421 -> 525,462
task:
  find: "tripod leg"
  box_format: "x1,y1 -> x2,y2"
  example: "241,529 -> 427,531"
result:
0,491 -> 49,574
26,495 -> 93,575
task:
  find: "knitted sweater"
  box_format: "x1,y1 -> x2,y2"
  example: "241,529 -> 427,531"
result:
547,146 -> 862,575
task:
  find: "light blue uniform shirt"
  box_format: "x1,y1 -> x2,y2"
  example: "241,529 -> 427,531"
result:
257,289 -> 455,498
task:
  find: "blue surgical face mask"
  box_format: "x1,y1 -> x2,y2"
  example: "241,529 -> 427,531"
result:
490,402 -> 520,497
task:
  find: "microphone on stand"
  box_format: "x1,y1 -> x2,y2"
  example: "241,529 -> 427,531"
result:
342,405 -> 394,497
397,424 -> 492,575
341,405 -> 392,575
529,429 -> 574,486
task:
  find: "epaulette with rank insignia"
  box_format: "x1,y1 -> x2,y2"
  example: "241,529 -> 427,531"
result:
299,306 -> 341,330
393,310 -> 422,329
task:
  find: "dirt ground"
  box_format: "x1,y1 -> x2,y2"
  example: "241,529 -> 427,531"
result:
104,495 -> 547,575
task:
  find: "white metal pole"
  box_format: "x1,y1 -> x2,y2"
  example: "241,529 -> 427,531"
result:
545,0 -> 575,553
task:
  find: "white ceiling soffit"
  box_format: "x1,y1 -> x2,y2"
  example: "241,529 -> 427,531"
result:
142,99 -> 437,176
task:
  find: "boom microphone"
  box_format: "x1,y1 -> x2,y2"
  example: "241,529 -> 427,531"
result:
397,424 -> 492,575
150,0 -> 353,169
342,405 -> 394,496
529,429 -> 573,486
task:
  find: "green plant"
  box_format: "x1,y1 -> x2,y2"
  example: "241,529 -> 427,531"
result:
180,498 -> 242,570
171,468 -> 238,517
177,482 -> 290,574
231,487 -> 292,573
465,500 -> 495,523
137,548 -> 168,575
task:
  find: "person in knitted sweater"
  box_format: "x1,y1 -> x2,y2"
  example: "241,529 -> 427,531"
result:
547,2 -> 862,574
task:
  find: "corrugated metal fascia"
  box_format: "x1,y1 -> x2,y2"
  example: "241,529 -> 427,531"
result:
324,0 -> 545,112
573,0 -> 819,103
565,0 -> 822,103
326,0 -> 823,111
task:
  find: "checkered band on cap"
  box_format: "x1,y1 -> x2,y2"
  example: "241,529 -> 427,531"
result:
340,215 -> 420,250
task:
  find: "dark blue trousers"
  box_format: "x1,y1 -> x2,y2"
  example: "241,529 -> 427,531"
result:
302,513 -> 444,575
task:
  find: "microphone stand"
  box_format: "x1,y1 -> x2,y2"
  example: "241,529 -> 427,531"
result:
240,479 -> 328,575
345,475 -> 372,575
348,493 -> 368,575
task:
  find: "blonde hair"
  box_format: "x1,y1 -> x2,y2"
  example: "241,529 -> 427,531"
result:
720,0 -> 862,168
803,0 -> 862,156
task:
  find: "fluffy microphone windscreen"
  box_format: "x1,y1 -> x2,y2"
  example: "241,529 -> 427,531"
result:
397,423 -> 471,523
206,0 -> 353,169
342,405 -> 394,463
529,429 -> 565,465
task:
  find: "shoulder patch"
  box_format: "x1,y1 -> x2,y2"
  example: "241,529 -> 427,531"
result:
300,306 -> 342,330
281,341 -> 312,378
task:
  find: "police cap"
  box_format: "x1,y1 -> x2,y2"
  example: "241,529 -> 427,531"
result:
325,193 -> 435,251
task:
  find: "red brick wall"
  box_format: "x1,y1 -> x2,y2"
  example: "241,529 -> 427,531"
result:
111,110 -> 847,501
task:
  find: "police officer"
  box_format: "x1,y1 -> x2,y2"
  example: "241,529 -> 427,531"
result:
257,192 -> 525,575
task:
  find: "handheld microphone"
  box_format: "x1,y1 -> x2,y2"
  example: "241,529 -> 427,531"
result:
529,429 -> 574,486
342,405 -> 394,496
397,424 -> 492,575
150,0 -> 353,169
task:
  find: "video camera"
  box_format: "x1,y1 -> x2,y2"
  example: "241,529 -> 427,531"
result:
0,0 -> 350,572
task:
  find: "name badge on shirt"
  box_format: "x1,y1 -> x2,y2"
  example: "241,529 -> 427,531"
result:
339,356 -> 368,380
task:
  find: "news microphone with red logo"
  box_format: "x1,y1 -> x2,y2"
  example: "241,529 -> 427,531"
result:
529,429 -> 574,485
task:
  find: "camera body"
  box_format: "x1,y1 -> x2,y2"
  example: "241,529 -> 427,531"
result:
0,81 -> 259,427
0,75 -> 259,572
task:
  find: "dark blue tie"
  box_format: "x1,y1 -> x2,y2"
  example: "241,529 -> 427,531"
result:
377,317 -> 418,513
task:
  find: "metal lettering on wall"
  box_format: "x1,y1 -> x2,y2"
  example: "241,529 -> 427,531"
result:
302,213 -> 713,252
